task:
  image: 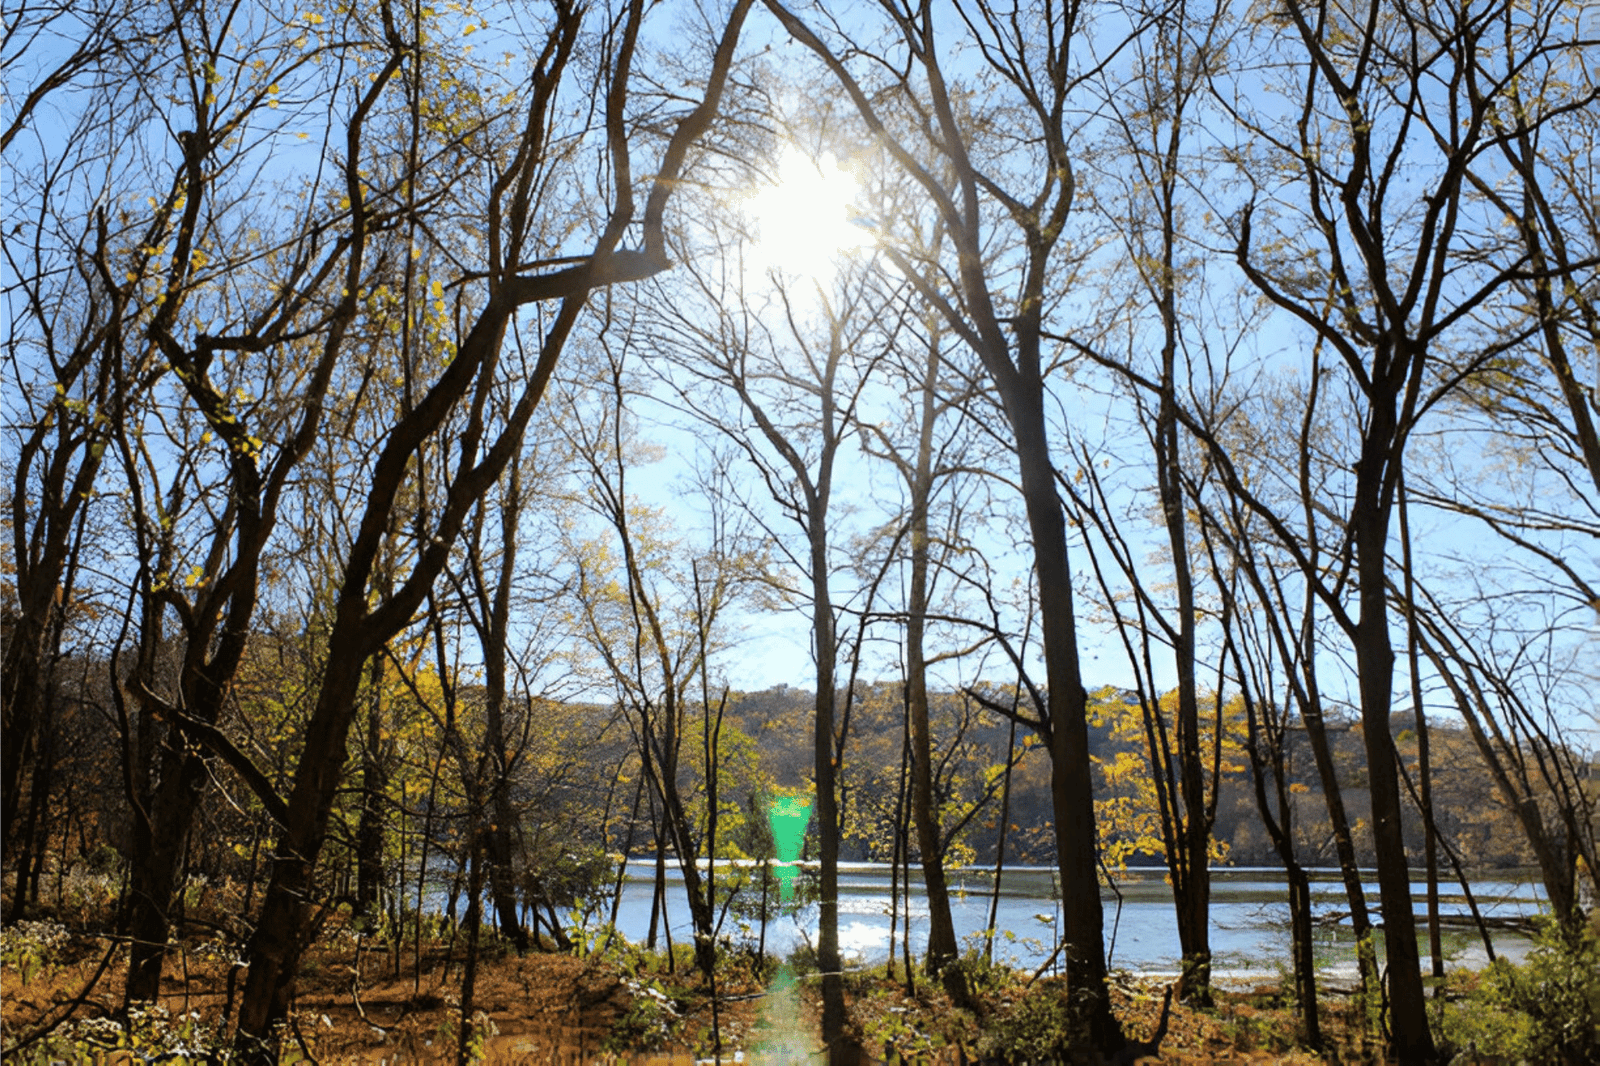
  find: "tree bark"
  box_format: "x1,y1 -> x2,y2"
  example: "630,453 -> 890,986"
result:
478,464 -> 530,952
904,334 -> 964,1000
810,514 -> 849,1058
356,653 -> 387,928
1011,388 -> 1115,1045
234,649 -> 369,1057
1350,385 -> 1431,1063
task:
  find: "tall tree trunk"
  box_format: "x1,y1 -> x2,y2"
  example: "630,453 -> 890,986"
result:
904,336 -> 963,1000
1400,475 -> 1444,987
1157,315 -> 1212,1005
1224,456 -> 1382,998
1011,390 -> 1116,1047
12,703 -> 56,917
647,744 -> 718,979
1298,683 -> 1379,991
1146,43 -> 1216,994
1284,862 -> 1320,1045
3,390 -> 109,857
889,705 -> 910,988
986,717 -> 1016,965
234,650 -> 368,1059
810,523 -> 848,1058
7,424 -> 104,915
485,772 -> 525,952
356,653 -> 387,928
125,729 -> 203,1005
471,462 -> 530,951
1351,390 -> 1431,1064
124,611 -> 258,1008
457,843 -> 485,1065
1231,634 -> 1322,1047
648,821 -> 665,952
2,615 -> 47,862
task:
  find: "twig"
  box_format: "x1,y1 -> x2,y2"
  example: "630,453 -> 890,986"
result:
289,1009 -> 320,1065
2,935 -> 123,1057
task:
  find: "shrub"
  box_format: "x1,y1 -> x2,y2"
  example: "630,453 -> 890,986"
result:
604,977 -> 681,1052
7,1004 -> 224,1064
1438,917 -> 1600,1066
975,976 -> 1090,1063
951,939 -> 1019,998
0,920 -> 70,986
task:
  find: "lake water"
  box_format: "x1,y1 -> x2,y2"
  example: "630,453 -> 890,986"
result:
601,861 -> 1545,981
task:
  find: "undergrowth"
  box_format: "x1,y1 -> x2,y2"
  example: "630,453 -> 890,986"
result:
1435,917 -> 1600,1066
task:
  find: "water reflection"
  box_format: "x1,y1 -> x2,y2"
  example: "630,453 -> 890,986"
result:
601,862 -> 1544,980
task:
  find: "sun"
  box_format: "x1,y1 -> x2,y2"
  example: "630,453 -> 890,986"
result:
740,146 -> 870,284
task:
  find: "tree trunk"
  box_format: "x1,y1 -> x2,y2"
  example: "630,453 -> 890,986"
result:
810,526 -> 849,1058
1011,388 -> 1117,1047
889,706 -> 909,987
904,345 -> 964,1000
1285,861 -> 1321,1046
124,617 -> 255,1007
1299,687 -> 1379,991
1,614 -> 46,859
1158,354 -> 1213,1005
356,654 -> 387,928
485,774 -> 525,952
11,705 -> 56,917
648,826 -> 665,951
1351,394 -> 1432,1064
233,650 -> 368,1060
986,717 -> 1016,965
457,843 -> 484,1065
650,755 -> 718,979
1234,651 -> 1322,1048
477,465 -> 530,952
124,730 -> 204,1005
1400,476 -> 1444,986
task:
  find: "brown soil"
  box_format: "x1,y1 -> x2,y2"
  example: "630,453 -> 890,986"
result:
2,927 -> 1375,1064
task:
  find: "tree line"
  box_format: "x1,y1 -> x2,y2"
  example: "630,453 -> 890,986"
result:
4,0 -> 1597,1063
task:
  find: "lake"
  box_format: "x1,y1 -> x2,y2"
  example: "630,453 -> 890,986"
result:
600,861 -> 1545,981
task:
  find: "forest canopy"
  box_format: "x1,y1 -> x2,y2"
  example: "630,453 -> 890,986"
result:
3,0 -> 1597,1062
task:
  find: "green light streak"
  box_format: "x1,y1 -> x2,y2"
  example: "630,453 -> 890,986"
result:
768,794 -> 812,902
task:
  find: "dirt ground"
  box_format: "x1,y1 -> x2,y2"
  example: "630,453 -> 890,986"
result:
2,924 -> 1369,1063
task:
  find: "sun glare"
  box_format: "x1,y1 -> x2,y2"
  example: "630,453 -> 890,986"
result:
740,146 -> 870,284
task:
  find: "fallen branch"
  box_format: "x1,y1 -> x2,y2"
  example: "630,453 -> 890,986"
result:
1,935 -> 123,1058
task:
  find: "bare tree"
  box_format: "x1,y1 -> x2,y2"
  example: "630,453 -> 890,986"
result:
647,226 -> 903,1048
0,0 -> 179,152
213,0 -> 756,1052
1064,0 -> 1236,1004
1,0 -> 182,902
557,339 -> 746,981
1199,1 -> 1596,1056
867,322 -> 976,998
1410,575 -> 1600,932
852,298 -> 1011,1000
756,0 -> 1146,1046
